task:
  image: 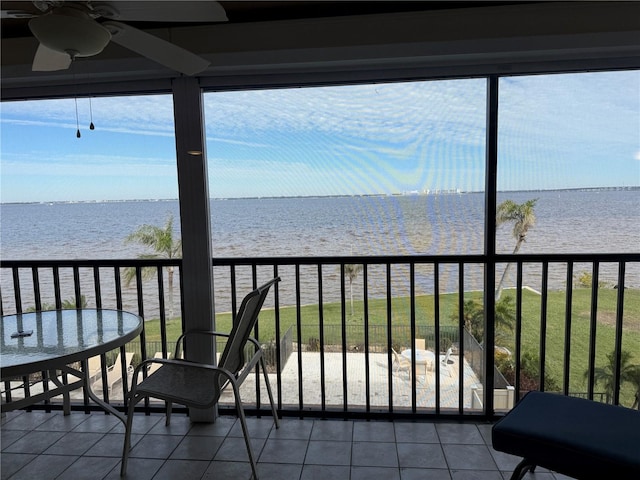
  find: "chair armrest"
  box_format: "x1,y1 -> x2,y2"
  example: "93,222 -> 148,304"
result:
246,336 -> 262,351
174,330 -> 231,360
129,358 -> 238,395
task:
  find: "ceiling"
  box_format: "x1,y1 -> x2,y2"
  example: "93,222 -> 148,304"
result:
1,1 -> 639,100
0,1 -> 524,39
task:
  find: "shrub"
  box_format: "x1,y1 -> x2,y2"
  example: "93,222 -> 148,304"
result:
307,337 -> 320,352
575,270 -> 611,289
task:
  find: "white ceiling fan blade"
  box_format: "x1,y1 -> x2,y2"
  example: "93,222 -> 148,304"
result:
94,1 -> 227,22
103,21 -> 210,75
32,43 -> 72,71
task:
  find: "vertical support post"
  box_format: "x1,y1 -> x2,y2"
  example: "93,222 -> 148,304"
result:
484,75 -> 499,416
172,77 -> 216,422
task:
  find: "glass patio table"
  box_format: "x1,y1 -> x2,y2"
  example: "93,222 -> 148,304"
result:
1,309 -> 142,422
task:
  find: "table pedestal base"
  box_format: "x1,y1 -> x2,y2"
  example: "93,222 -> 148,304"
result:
2,362 -> 126,425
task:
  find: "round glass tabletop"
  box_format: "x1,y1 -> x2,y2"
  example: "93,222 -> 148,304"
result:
1,309 -> 142,379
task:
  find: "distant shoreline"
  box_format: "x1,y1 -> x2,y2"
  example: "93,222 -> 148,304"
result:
2,185 -> 638,206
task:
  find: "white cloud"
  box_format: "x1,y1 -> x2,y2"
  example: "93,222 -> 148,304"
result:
2,70 -> 638,200
1,153 -> 176,177
1,94 -> 175,135
205,136 -> 272,148
0,117 -> 174,138
203,79 -> 487,146
499,71 -> 639,147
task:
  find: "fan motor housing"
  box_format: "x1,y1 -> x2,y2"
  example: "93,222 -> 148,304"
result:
28,12 -> 111,57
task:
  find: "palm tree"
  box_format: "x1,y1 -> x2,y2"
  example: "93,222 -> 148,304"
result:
460,298 -> 484,340
584,350 -> 637,404
124,214 -> 182,318
25,295 -> 87,312
458,296 -> 515,342
61,295 -> 88,309
495,198 -> 537,300
494,295 -> 516,339
344,264 -> 363,316
628,365 -> 640,410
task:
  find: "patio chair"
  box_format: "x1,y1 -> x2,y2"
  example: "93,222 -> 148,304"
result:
146,351 -> 172,376
391,348 -> 411,377
106,352 -> 134,395
440,347 -> 453,377
120,277 -> 281,479
87,355 -> 102,386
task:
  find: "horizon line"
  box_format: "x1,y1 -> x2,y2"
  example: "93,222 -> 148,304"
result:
1,185 -> 638,206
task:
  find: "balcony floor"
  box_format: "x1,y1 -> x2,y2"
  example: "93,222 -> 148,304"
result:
1,409 -> 573,480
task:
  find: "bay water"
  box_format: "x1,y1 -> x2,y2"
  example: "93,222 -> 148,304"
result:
1,189 -> 638,316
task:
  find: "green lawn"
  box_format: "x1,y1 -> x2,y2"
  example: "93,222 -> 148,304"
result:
139,287 -> 640,407
515,287 -> 640,407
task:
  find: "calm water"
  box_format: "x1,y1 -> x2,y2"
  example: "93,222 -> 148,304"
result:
1,189 -> 638,314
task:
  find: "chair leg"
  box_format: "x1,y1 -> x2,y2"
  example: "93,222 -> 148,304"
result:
260,356 -> 280,429
165,401 -> 172,426
510,458 -> 536,480
120,395 -> 139,477
232,381 -> 260,480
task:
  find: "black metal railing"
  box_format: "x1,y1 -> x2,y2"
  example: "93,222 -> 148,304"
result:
1,252 -> 638,419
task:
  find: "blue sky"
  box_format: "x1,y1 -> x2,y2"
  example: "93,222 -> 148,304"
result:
1,70 -> 638,203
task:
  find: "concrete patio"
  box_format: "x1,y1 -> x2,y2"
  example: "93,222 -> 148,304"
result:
4,351 -> 483,413
223,352 -> 482,411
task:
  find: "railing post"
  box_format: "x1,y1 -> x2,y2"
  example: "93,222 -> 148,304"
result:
613,262 -> 626,406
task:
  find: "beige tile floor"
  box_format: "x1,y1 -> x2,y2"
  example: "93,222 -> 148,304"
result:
1,409 -> 574,480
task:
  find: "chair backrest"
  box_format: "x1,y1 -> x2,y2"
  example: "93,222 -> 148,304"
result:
88,355 -> 102,377
391,348 -> 400,361
415,339 -> 426,351
111,352 -> 123,371
125,351 -> 134,367
110,352 -> 134,372
217,277 -> 280,376
442,347 -> 453,364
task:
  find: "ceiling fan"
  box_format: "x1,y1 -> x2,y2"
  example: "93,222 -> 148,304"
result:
2,1 -> 228,75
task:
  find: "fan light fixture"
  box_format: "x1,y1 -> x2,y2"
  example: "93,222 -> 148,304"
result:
20,1 -> 221,74
29,10 -> 111,58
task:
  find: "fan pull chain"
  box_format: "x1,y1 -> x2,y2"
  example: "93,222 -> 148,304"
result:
75,97 -> 81,138
89,97 -> 95,130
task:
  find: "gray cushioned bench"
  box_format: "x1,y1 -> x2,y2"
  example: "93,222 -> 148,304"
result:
492,391 -> 640,480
